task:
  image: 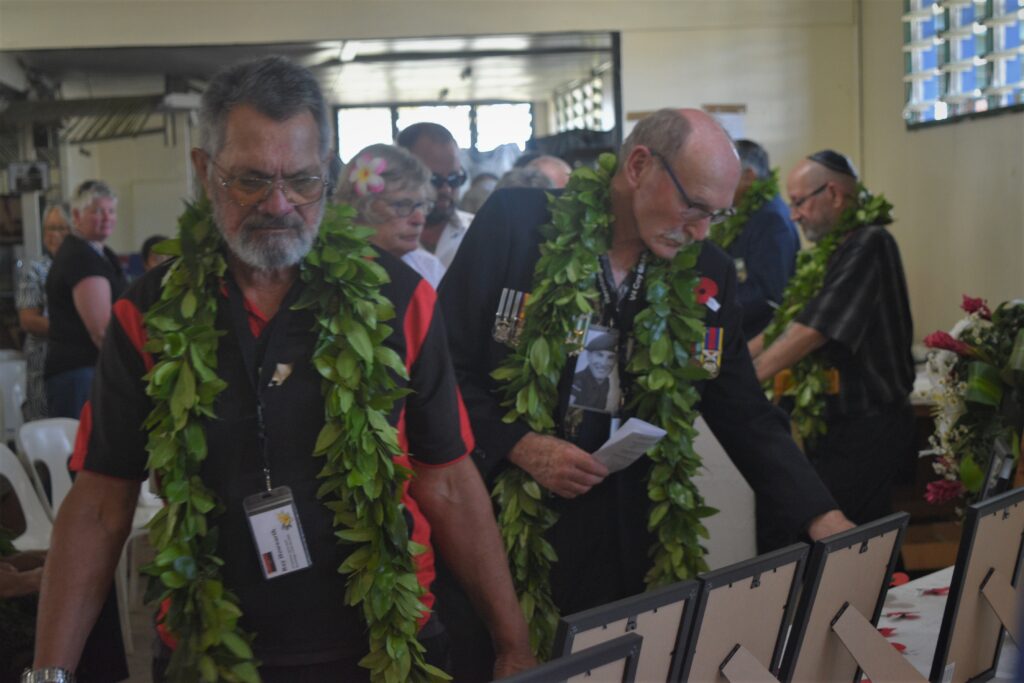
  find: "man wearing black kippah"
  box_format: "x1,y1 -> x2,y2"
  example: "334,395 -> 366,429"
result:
751,150 -> 915,532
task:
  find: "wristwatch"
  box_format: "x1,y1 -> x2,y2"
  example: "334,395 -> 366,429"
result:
21,668 -> 76,683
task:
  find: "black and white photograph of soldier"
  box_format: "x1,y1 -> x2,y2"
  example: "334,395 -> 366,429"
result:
570,326 -> 621,413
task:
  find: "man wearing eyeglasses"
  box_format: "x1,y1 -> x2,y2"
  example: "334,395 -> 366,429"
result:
438,109 -> 852,679
397,122 -> 474,269
28,56 -> 533,683
751,150 -> 915,533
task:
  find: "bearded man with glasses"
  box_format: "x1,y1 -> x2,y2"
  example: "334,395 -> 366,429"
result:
27,56 -> 533,683
397,122 -> 474,269
751,150 -> 915,537
438,108 -> 853,679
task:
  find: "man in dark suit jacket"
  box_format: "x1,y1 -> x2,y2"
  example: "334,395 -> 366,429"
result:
437,109 -> 851,676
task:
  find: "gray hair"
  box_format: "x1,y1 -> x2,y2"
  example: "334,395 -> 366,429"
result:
494,167 -> 554,191
620,109 -> 691,160
198,55 -> 331,158
735,139 -> 771,179
335,144 -> 433,223
43,200 -> 71,228
71,180 -> 116,213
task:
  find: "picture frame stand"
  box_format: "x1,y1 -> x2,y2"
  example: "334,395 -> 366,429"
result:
720,644 -> 778,683
830,602 -> 926,683
978,568 -> 1022,647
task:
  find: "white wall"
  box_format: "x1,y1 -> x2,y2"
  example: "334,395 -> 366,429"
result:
859,0 -> 1024,338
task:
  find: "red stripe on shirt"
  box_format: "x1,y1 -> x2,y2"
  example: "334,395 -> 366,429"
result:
68,400 -> 93,472
403,279 -> 436,373
113,299 -> 154,371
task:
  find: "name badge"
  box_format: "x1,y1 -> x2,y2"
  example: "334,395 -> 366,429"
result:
243,486 -> 312,580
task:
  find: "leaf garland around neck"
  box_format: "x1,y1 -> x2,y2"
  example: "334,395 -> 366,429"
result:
709,169 -> 779,249
762,186 -> 894,442
140,198 -> 447,683
490,153 -> 714,658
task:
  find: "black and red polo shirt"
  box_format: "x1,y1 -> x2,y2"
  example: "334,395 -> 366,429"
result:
72,248 -> 473,664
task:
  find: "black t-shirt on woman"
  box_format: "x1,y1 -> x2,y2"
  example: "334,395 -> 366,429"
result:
44,234 -> 127,378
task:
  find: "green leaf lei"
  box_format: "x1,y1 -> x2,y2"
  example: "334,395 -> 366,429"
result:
708,169 -> 780,249
491,154 -> 715,657
139,198 -> 446,683
762,186 -> 894,442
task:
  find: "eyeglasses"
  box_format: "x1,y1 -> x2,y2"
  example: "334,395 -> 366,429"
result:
790,183 -> 829,209
381,199 -> 436,217
210,159 -> 328,207
651,151 -> 735,225
430,170 -> 468,189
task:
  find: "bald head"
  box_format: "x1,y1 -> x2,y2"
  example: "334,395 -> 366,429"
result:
527,155 -> 572,188
612,108 -> 741,260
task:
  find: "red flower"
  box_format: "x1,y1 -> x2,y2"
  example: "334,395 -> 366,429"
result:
923,331 -> 975,356
961,295 -> 992,320
891,642 -> 907,653
695,277 -> 718,305
924,479 -> 965,505
878,627 -> 897,638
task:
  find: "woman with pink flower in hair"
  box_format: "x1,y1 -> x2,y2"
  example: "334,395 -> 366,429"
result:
336,143 -> 446,288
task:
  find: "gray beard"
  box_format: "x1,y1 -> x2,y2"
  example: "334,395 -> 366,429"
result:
214,203 -> 320,271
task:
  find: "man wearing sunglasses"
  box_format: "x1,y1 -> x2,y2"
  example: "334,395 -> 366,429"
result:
397,122 -> 474,269
751,150 -> 914,535
438,109 -> 852,679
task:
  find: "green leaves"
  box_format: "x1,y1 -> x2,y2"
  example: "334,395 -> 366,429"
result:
709,170 -> 780,249
762,186 -> 895,444
490,155 -> 714,657
140,197 -> 439,683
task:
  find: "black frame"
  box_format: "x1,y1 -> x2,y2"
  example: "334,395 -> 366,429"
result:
778,512 -> 910,683
499,633 -> 643,683
929,486 -> 1024,683
677,543 -> 809,681
553,579 -> 698,682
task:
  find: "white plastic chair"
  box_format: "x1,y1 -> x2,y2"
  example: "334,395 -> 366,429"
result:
18,418 -> 78,516
0,358 -> 27,443
0,443 -> 53,551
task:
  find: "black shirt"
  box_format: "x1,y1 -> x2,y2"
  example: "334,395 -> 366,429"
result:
72,250 -> 470,662
44,234 -> 127,378
797,224 -> 914,415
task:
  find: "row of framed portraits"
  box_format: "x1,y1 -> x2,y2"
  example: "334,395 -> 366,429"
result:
500,486 -> 1024,683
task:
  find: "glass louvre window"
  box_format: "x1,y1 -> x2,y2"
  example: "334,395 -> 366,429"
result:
334,103 -> 534,155
475,103 -> 533,152
554,75 -> 605,133
337,107 -> 393,163
903,0 -> 1024,126
396,106 -> 472,149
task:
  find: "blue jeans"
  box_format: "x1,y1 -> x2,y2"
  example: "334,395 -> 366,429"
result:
46,366 -> 95,419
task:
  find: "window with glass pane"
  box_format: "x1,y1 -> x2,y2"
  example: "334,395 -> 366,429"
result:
476,103 -> 533,152
396,106 -> 472,149
903,0 -> 1024,126
337,107 -> 393,163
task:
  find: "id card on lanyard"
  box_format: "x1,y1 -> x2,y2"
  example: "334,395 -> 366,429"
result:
226,279 -> 313,580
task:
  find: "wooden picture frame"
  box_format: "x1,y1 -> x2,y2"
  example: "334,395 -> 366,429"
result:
553,579 -> 698,683
499,633 -> 643,683
678,543 -> 808,682
930,486 -> 1024,683
779,513 -> 910,683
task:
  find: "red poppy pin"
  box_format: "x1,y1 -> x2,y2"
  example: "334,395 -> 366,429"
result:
695,277 -> 720,311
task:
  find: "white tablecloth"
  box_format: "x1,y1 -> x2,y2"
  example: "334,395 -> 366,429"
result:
877,566 -> 1018,681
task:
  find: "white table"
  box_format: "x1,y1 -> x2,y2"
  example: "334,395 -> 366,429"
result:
877,567 -> 1018,681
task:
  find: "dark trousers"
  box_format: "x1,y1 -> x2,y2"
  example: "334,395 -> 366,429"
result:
757,401 -> 914,552
152,615 -> 450,683
45,366 -> 94,419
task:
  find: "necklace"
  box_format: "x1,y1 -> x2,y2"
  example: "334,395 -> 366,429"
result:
140,199 -> 446,682
491,154 -> 712,656
762,187 -> 894,442
709,170 -> 780,249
